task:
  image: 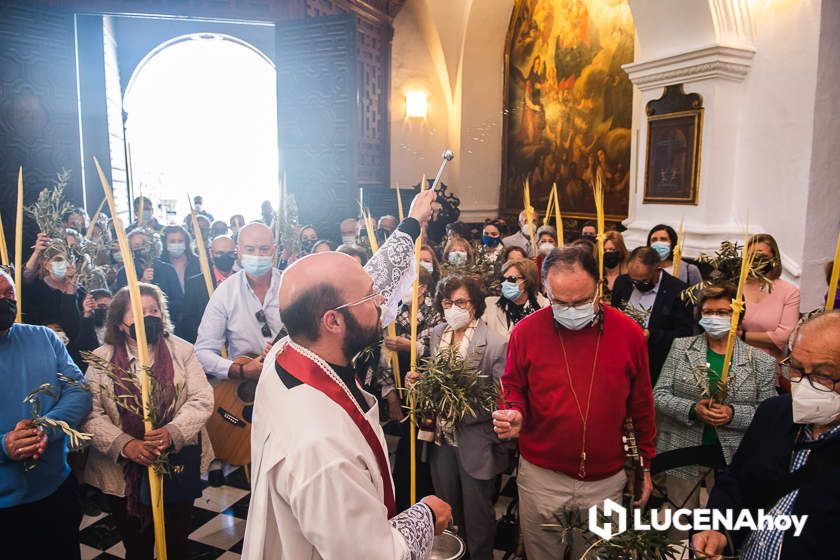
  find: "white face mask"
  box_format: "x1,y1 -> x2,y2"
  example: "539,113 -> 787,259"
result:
539,242 -> 555,255
699,315 -> 731,339
419,260 -> 434,274
444,306 -> 472,330
341,234 -> 357,246
791,379 -> 840,425
521,224 -> 534,237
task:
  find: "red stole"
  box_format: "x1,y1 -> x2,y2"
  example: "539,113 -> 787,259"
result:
276,343 -> 397,518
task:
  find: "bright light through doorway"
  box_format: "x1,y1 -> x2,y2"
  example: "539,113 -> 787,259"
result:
124,34 -> 279,226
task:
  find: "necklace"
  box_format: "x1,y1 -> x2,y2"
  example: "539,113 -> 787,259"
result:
558,330 -> 602,479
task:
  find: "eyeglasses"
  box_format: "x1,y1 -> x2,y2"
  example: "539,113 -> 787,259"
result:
441,298 -> 471,310
503,275 -> 525,283
701,309 -> 733,317
255,310 -> 272,338
779,356 -> 840,393
334,290 -> 383,311
548,295 -> 595,312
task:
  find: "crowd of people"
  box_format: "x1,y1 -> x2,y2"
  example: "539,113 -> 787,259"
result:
1,187 -> 838,560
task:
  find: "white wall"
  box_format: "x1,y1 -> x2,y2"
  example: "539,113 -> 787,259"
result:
733,0 -> 822,279
390,0 -> 513,220
390,1 -> 450,189
801,0 -> 840,310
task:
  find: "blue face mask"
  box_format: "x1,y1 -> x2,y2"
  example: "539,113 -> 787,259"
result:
448,251 -> 468,267
699,315 -> 731,339
241,254 -> 273,277
551,301 -> 596,331
167,242 -> 186,257
51,260 -> 68,280
501,281 -> 522,301
482,235 -> 501,248
651,241 -> 671,260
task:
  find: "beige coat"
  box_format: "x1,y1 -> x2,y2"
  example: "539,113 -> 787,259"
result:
82,334 -> 215,497
483,293 -> 549,339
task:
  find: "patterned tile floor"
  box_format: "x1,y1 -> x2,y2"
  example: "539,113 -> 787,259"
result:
78,466 -> 518,559
79,467 -> 252,560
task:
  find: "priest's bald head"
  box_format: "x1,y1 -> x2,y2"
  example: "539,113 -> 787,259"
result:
279,252 -> 384,365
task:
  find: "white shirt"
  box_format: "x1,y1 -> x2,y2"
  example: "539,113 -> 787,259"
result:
194,268 -> 283,378
627,271 -> 661,328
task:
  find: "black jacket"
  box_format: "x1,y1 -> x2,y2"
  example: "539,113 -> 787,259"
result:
708,395 -> 840,558
179,271 -> 217,343
611,270 -> 693,384
115,258 -> 184,331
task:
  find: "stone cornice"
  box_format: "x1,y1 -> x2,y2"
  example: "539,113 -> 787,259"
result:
623,44 -> 755,91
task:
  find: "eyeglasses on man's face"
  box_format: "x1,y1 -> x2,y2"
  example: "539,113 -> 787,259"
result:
333,290 -> 384,312
779,356 -> 840,393
548,294 -> 596,312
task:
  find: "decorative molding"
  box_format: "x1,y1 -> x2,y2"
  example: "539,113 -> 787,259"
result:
623,44 -> 755,91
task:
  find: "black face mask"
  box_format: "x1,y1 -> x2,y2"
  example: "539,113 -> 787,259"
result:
301,238 -> 316,253
0,299 -> 16,331
753,255 -> 775,274
633,279 -> 656,293
582,234 -> 597,244
213,252 -> 236,273
128,315 -> 163,343
603,251 -> 621,269
94,308 -> 108,327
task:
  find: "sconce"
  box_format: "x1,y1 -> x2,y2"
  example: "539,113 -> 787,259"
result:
405,90 -> 428,119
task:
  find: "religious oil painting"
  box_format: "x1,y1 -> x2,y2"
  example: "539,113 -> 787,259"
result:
502,0 -> 635,221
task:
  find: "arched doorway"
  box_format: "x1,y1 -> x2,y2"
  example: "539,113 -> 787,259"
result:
123,33 -> 278,224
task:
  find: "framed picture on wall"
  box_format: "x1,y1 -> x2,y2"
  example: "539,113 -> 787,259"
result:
643,84 -> 703,205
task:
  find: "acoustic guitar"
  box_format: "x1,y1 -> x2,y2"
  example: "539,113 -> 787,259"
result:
622,416 -> 645,502
206,354 -> 259,466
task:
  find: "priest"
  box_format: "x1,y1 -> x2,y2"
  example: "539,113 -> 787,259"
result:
242,188 -> 452,560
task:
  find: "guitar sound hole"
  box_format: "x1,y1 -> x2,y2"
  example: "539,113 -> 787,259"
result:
237,381 -> 258,404
242,405 -> 253,423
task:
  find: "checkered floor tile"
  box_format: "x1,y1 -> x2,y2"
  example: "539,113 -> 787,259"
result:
79,467 -> 250,560
79,467 -> 522,559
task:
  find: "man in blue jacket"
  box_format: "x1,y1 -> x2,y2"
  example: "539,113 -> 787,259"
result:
0,267 -> 93,559
693,311 -> 840,559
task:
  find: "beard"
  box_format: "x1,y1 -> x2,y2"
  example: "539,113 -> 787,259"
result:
339,308 -> 381,363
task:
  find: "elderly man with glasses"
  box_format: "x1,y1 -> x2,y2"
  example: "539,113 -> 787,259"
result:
492,245 -> 657,560
694,310 -> 840,560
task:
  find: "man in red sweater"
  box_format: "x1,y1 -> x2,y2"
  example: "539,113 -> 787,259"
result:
493,245 -> 656,559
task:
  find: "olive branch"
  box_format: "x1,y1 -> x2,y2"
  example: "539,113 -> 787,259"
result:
405,346 -> 499,425
81,351 -> 184,475
22,373 -> 93,472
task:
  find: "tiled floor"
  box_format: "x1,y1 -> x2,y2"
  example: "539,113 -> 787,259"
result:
79,467 -> 252,560
78,467 -> 520,560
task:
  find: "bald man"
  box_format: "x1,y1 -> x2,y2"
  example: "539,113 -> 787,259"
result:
242,188 -> 453,560
694,311 -> 840,560
180,235 -> 236,344
195,223 -> 282,379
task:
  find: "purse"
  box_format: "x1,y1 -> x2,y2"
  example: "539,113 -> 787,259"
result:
139,434 -> 205,505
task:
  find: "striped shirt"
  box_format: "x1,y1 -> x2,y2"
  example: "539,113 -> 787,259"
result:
741,423 -> 840,559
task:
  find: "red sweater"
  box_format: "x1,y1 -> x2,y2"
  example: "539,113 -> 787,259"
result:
502,305 -> 656,480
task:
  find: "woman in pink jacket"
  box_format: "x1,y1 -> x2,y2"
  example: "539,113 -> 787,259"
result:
740,233 -> 801,391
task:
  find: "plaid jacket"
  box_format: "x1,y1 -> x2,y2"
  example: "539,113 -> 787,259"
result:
653,335 -> 777,480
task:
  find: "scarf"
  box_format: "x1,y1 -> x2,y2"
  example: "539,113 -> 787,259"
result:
111,337 -> 176,523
